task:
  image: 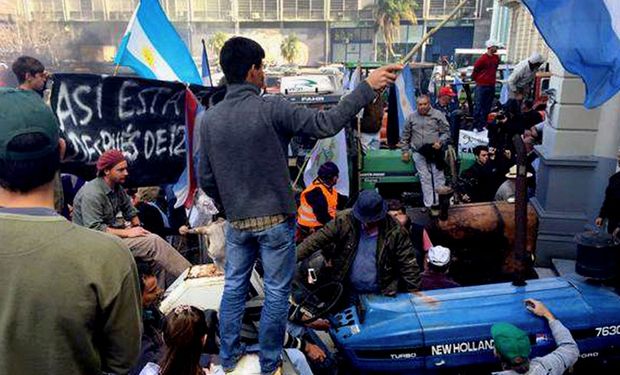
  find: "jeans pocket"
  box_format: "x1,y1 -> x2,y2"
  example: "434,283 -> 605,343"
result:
263,219 -> 294,248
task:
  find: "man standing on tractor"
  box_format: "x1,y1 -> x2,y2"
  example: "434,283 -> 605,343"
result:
434,86 -> 460,146
472,40 -> 501,131
401,95 -> 451,209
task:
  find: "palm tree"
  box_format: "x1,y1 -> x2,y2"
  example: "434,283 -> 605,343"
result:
280,34 -> 301,65
370,0 -> 419,60
207,31 -> 229,59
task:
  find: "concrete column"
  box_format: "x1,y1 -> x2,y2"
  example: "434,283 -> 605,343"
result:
489,0 -> 501,42
532,53 -> 620,265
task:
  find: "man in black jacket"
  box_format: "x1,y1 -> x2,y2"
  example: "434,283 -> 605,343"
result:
456,145 -> 497,203
297,190 -> 420,305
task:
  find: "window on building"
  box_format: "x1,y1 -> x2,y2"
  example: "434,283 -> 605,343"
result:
193,0 -> 206,20
329,0 -> 358,20
163,0 -> 188,21
29,0 -> 64,21
332,27 -> 374,44
107,0 -> 139,21
283,0 -> 324,20
65,0 -> 105,20
428,0 -> 478,20
202,0 -> 231,20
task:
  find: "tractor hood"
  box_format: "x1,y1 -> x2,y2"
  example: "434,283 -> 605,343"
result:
330,274 -> 620,373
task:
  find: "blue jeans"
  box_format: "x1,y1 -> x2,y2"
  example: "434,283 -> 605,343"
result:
219,218 -> 296,374
474,85 -> 495,130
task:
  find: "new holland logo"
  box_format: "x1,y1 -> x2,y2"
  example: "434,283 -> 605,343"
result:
431,339 -> 495,356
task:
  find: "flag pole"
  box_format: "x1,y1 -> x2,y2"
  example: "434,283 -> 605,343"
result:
374,0 -> 468,100
293,142 -> 320,190
112,2 -> 140,78
202,39 -> 214,87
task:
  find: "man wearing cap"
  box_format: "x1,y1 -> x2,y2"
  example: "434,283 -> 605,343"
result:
472,40 -> 501,131
0,89 -> 141,374
420,246 -> 460,291
73,149 -> 191,288
297,190 -> 420,304
296,161 -> 347,243
434,86 -> 461,146
506,53 -> 546,99
491,299 -> 579,374
401,95 -> 450,209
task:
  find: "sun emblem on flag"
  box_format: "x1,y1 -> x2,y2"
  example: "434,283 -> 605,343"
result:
141,46 -> 156,68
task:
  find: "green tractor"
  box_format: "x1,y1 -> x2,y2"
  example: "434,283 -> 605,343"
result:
284,62 -> 477,206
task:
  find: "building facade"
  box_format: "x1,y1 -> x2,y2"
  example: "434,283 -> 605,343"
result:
3,0 -> 488,68
490,0 -> 551,63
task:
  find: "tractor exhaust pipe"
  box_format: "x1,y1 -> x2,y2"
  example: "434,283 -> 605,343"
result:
512,134 -> 528,286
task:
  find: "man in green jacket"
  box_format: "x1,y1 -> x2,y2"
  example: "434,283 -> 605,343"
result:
297,190 -> 420,303
0,88 -> 141,375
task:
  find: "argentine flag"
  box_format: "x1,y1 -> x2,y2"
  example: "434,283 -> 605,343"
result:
394,64 -> 415,136
523,0 -> 620,108
114,0 -> 201,85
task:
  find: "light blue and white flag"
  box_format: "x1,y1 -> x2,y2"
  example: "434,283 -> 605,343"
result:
394,64 -> 415,136
347,66 -> 362,92
342,69 -> 351,91
499,67 -> 511,105
453,74 -> 464,97
522,0 -> 620,108
303,129 -> 350,196
114,0 -> 201,85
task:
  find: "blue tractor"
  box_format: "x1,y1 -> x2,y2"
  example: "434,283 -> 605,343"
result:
329,273 -> 620,374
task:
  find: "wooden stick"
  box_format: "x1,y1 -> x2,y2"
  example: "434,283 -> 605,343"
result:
292,142 -> 319,189
113,64 -> 121,77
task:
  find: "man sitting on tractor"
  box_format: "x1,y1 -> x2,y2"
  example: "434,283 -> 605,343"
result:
296,161 -> 347,243
297,190 -> 420,306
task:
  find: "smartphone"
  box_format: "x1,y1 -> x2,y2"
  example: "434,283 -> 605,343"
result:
308,268 -> 317,284
525,300 -> 535,310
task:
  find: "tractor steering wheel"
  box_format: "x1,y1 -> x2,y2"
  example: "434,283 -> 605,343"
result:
292,281 -> 344,325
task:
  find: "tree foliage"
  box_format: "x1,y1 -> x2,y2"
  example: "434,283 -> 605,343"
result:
207,31 -> 229,59
280,34 -> 301,65
371,0 -> 419,59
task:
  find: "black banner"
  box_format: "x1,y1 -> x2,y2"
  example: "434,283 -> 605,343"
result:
50,73 -> 215,187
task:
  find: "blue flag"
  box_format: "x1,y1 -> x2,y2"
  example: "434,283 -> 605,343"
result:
394,65 -> 415,136
114,0 -> 201,85
499,68 -> 510,105
523,0 -> 620,108
201,39 -> 213,87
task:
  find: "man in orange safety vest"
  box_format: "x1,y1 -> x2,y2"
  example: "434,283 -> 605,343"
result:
296,161 -> 347,243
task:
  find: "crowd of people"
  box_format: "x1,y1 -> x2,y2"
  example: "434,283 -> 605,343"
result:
396,40 -> 549,209
0,37 -> 586,375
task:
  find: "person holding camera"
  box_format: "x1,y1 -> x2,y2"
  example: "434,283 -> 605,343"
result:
401,95 -> 451,209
